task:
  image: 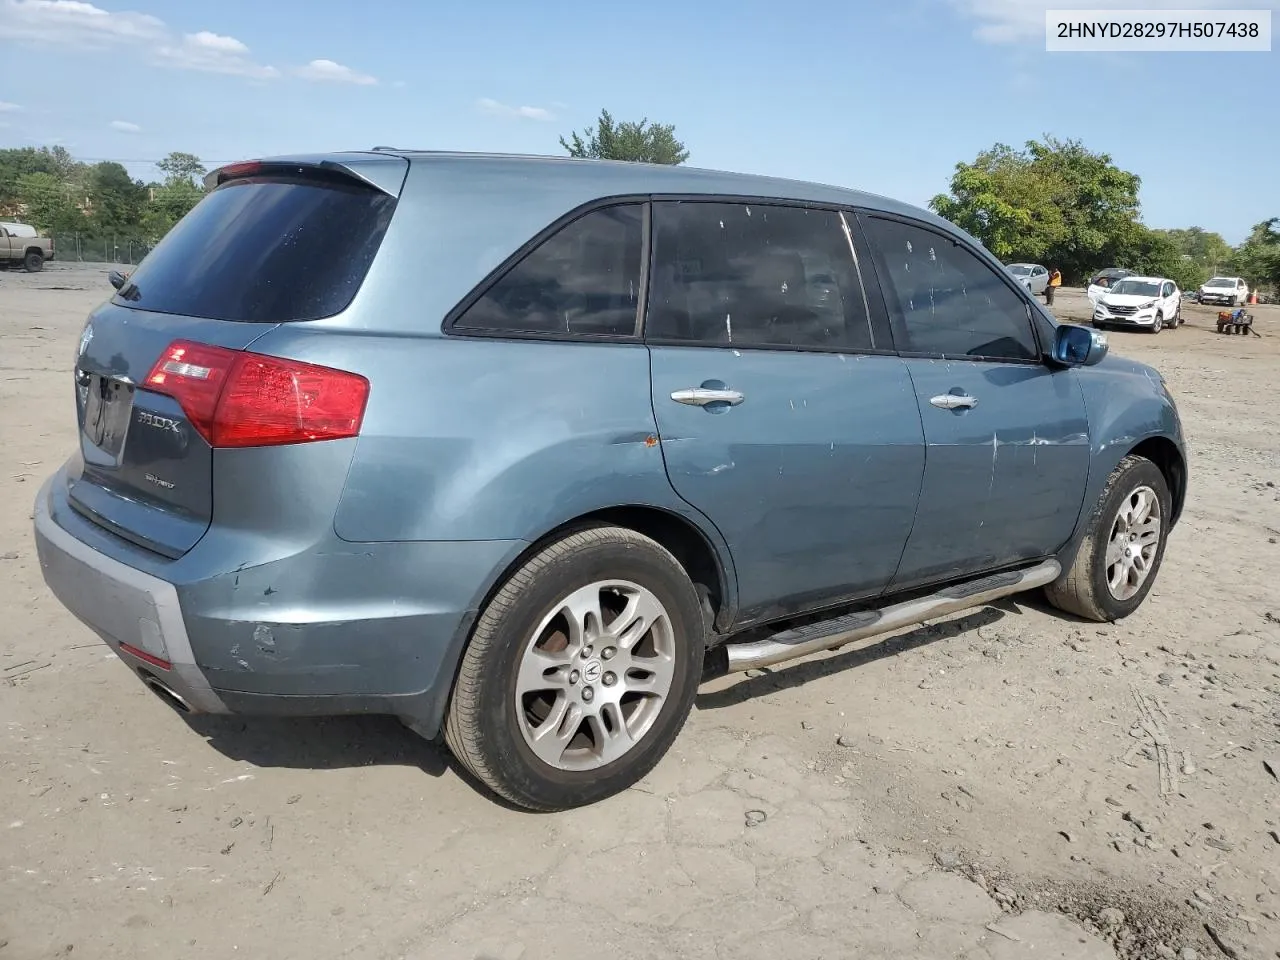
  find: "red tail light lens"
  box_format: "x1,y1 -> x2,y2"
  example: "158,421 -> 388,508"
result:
145,340 -> 369,448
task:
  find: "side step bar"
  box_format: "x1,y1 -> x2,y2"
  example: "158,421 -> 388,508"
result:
722,560 -> 1061,673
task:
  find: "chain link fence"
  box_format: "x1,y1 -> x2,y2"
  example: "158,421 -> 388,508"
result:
51,234 -> 154,265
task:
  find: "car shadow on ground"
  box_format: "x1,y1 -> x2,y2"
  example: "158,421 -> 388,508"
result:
695,604 -> 1011,710
184,713 -> 451,776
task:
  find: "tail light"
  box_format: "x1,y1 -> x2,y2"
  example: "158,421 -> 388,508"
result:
145,340 -> 369,448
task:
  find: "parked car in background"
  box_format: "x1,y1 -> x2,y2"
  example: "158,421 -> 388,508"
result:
1006,262 -> 1049,295
33,151 -> 1187,810
1198,276 -> 1249,306
1093,276 -> 1182,332
0,221 -> 54,272
1086,268 -> 1135,302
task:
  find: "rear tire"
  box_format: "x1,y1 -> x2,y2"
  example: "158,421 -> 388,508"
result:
24,251 -> 43,273
1045,456 -> 1171,622
444,525 -> 705,811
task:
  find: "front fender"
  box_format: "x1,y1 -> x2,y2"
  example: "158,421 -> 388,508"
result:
1057,357 -> 1186,567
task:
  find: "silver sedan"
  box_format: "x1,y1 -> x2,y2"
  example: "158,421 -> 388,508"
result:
1006,262 -> 1049,295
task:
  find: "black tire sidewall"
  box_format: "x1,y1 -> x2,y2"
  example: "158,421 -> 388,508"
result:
1084,460 -> 1171,620
24,253 -> 42,272
470,536 -> 704,808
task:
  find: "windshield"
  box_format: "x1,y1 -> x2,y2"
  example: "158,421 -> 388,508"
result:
1110,280 -> 1162,297
1008,265 -> 1032,276
1205,278 -> 1235,288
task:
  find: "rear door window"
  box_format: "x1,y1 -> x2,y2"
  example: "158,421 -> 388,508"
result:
646,201 -> 875,351
115,172 -> 396,323
452,204 -> 643,337
862,215 -> 1039,362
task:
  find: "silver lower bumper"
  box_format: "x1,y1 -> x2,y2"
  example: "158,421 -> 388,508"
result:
33,477 -> 227,714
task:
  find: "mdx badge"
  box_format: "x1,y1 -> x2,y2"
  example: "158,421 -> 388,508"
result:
136,410 -> 183,434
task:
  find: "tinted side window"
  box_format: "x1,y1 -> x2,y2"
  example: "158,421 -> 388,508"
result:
863,216 -> 1039,362
647,202 -> 874,351
1163,282 -> 1175,297
454,204 -> 642,337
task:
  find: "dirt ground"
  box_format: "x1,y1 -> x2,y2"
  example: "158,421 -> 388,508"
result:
2,264 -> 1278,960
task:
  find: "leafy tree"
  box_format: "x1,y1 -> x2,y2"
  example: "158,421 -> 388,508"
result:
157,151 -> 207,188
1096,222 -> 1205,291
1154,226 -> 1233,274
0,147 -> 68,208
931,137 -> 1140,282
88,162 -> 147,232
141,181 -> 204,239
15,172 -> 86,234
1231,218 -> 1280,290
560,109 -> 689,165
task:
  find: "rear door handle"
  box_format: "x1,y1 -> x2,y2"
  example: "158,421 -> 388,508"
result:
671,388 -> 745,407
930,394 -> 978,410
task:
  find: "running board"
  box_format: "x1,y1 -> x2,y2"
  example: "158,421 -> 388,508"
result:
722,560 -> 1061,673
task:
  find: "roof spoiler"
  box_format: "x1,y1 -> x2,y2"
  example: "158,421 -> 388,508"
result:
204,153 -> 409,196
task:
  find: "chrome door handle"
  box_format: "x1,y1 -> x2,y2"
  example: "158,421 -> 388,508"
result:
930,394 -> 978,410
671,388 -> 745,407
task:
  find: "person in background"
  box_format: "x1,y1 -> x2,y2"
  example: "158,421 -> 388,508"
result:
1045,266 -> 1062,305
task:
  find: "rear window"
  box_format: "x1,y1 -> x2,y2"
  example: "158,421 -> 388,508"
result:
116,174 -> 396,323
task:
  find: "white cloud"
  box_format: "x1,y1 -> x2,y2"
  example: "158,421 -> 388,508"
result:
0,0 -> 276,77
184,29 -> 246,54
949,0 -> 1268,43
0,100 -> 22,111
478,97 -> 555,121
154,30 -> 277,78
109,119 -> 139,132
294,58 -> 377,85
0,0 -> 165,46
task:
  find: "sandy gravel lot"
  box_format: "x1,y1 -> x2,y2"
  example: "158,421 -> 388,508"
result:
2,264 -> 1278,960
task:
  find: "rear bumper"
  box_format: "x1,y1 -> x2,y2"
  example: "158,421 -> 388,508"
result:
33,471 -> 526,734
34,476 -> 228,714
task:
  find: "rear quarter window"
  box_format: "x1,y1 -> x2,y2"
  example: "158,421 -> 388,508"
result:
116,174 -> 396,323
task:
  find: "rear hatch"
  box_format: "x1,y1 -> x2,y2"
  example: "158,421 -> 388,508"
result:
67,155 -> 405,558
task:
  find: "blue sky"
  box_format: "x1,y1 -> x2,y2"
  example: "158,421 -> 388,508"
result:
1,0 -> 1276,242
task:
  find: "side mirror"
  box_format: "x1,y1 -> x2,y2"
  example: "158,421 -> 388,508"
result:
108,269 -> 127,291
1052,324 -> 1108,367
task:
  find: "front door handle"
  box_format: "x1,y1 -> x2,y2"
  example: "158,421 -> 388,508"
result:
930,393 -> 978,410
671,388 -> 745,407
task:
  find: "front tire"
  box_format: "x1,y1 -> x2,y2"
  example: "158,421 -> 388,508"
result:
1150,312 -> 1164,333
444,525 -> 705,811
24,251 -> 43,273
1045,456 -> 1171,622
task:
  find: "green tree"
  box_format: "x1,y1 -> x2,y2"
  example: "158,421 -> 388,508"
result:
0,147 -> 67,208
156,151 -> 207,188
141,181 -> 204,239
1099,223 -> 1206,291
1154,226 -> 1233,272
15,171 -> 87,234
931,137 -> 1141,282
1231,218 -> 1280,290
560,109 -> 689,165
88,162 -> 147,233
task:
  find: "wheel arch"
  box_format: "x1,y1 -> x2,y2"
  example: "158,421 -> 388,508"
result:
1127,435 -> 1186,526
495,505 -> 737,634
415,503 -> 738,740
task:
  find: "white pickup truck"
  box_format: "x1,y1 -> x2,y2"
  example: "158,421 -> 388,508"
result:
0,221 -> 55,272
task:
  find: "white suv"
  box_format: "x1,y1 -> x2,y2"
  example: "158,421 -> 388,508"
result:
1093,276 -> 1182,333
1198,276 -> 1249,306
